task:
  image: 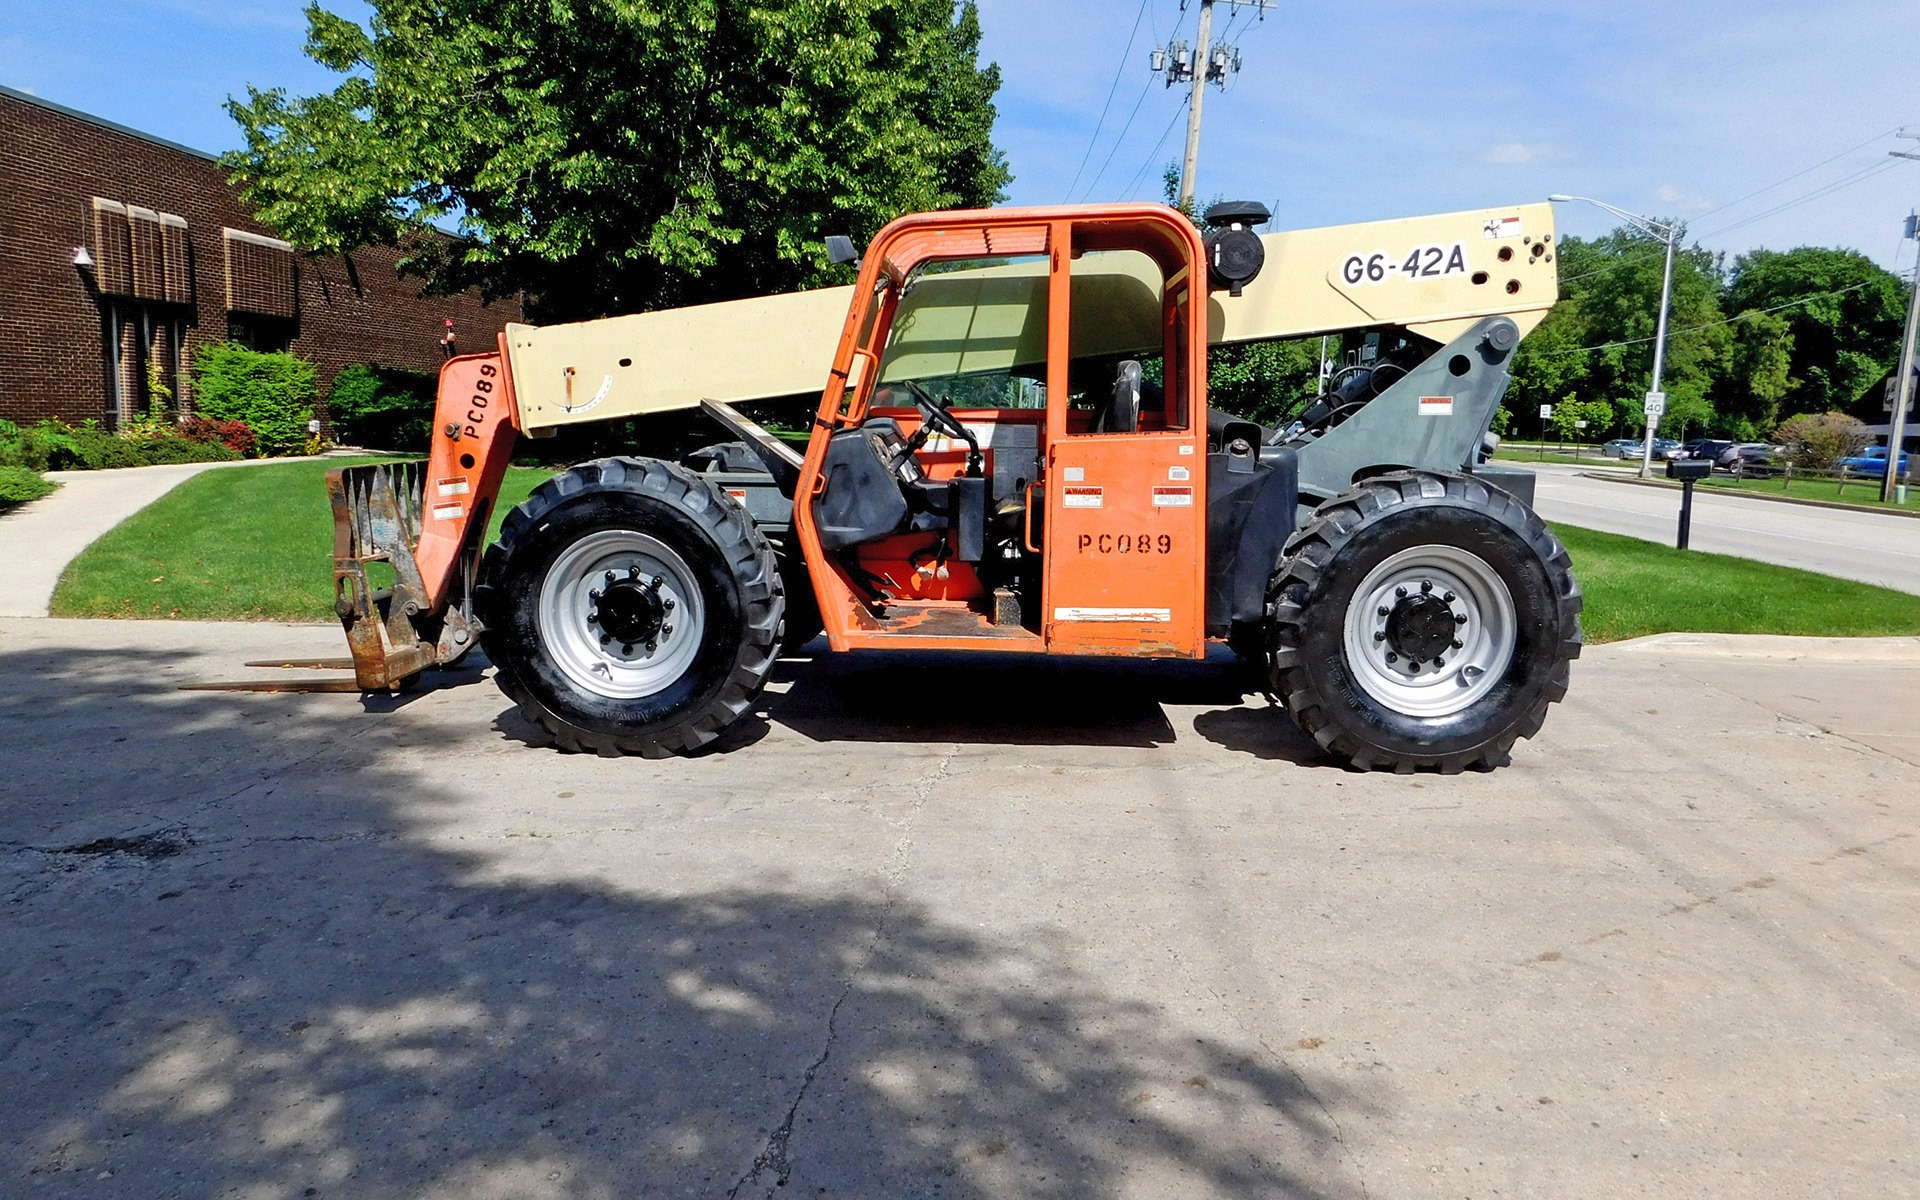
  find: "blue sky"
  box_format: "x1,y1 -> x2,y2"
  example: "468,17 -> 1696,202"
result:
6,0 -> 1919,270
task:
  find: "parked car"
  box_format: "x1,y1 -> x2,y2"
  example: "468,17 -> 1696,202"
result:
1678,439 -> 1740,469
1731,443 -> 1775,469
1840,446 -> 1911,477
1603,437 -> 1682,461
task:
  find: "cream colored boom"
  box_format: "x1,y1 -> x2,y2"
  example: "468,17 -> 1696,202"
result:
506,203 -> 1558,434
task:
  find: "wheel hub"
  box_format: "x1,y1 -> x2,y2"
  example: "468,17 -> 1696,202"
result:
591,571 -> 668,647
1383,590 -> 1457,664
1343,545 -> 1517,718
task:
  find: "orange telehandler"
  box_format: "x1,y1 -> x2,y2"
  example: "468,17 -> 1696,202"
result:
326,200 -> 1580,771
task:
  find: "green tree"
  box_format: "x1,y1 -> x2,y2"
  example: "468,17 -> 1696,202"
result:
1549,397 -> 1611,442
226,0 -> 1011,321
1717,308 -> 1794,438
1723,247 -> 1905,419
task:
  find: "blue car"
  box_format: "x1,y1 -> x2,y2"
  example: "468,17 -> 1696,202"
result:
1841,447 -> 1910,477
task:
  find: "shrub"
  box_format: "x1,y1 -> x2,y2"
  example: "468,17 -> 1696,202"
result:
192,342 -> 317,455
0,419 -> 238,471
178,415 -> 258,457
0,465 -> 56,511
327,363 -> 438,451
1775,411 -> 1871,471
138,434 -> 240,465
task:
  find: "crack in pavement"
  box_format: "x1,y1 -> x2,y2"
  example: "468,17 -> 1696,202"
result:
726,747 -> 955,1199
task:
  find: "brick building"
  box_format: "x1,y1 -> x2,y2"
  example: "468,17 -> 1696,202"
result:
0,84 -> 518,429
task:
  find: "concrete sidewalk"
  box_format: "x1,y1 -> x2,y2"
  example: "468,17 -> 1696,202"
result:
1,619 -> 1915,1198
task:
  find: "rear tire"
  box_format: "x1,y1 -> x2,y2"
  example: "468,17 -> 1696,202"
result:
1266,471 -> 1581,773
475,457 -> 783,757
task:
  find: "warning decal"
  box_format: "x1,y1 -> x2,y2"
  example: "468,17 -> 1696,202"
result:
1418,396 -> 1455,417
432,503 -> 464,522
435,478 -> 470,498
1484,215 -> 1524,240
1063,486 -> 1104,509
1152,486 -> 1194,507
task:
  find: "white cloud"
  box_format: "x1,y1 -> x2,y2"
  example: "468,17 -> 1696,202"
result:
1655,184 -> 1716,213
1483,142 -> 1563,165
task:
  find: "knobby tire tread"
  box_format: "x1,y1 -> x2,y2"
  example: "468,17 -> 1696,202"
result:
1265,471 -> 1582,773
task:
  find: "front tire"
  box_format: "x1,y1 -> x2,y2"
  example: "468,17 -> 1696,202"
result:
475,457 -> 783,757
1266,472 -> 1581,773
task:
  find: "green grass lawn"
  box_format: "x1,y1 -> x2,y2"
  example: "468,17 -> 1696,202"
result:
1688,473 -> 1920,512
50,459 -> 551,621
48,459 -> 1920,643
1552,524 -> 1920,642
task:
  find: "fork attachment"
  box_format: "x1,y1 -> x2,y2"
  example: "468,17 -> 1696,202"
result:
327,460 -> 480,690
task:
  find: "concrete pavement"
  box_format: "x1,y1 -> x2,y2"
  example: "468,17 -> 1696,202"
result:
2,617 -> 1915,1198
1526,462 -> 1920,594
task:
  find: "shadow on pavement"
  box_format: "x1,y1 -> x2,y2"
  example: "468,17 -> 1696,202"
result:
0,645 -> 1371,1197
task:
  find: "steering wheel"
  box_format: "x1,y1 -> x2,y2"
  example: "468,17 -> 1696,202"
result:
899,379 -> 985,478
900,379 -> 970,441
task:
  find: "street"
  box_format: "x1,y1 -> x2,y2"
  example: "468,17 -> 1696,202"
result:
1527,463 -> 1920,594
3,617 -> 1917,1199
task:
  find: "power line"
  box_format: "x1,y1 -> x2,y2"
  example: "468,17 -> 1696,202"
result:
1539,278 -> 1881,357
1063,0 -> 1155,202
1120,103 -> 1189,199
1555,130 -> 1910,288
1079,1 -> 1192,201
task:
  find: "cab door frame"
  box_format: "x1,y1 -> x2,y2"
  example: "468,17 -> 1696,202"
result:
1040,210 -> 1211,658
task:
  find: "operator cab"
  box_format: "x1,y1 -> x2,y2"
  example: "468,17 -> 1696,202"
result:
795,204 -> 1215,656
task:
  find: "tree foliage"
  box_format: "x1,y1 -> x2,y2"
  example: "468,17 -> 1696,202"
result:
1502,230 -> 1908,442
226,0 -> 1011,321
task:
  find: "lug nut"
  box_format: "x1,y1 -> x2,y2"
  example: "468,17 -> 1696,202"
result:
605,571 -> 617,584
1395,586 -> 1407,598
1385,651 -> 1398,663
1374,631 -> 1386,642
648,575 -> 664,592
1420,580 -> 1432,593
1433,657 -> 1445,669
1443,591 -> 1456,602
662,624 -> 674,636
589,588 -> 602,601
645,639 -> 657,652
621,643 -> 634,655
663,598 -> 675,611
1454,614 -> 1468,625
1377,606 -> 1390,617
627,565 -> 640,579
1451,638 -> 1463,649
599,633 -> 611,645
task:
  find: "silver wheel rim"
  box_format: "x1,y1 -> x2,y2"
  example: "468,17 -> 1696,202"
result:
536,530 -> 707,701
1342,544 -> 1516,718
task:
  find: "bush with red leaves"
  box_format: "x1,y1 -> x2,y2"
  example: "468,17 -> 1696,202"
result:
178,416 -> 258,457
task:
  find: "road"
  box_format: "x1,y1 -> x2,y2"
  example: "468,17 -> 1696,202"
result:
1526,462 -> 1920,594
3,617 -> 1917,1198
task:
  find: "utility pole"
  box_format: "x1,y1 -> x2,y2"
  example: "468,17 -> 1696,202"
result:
1178,0 -> 1216,210
1151,1 -> 1273,208
1883,208 -> 1920,503
1883,132 -> 1920,502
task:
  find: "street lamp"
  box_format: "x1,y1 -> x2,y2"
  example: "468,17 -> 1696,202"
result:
1548,194 -> 1679,479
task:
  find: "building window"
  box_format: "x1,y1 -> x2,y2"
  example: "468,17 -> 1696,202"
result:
227,314 -> 295,353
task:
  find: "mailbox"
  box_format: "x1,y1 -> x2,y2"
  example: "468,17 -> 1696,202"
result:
1667,458 -> 1712,482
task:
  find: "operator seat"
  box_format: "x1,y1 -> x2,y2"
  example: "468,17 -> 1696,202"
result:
1094,360 -> 1143,434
